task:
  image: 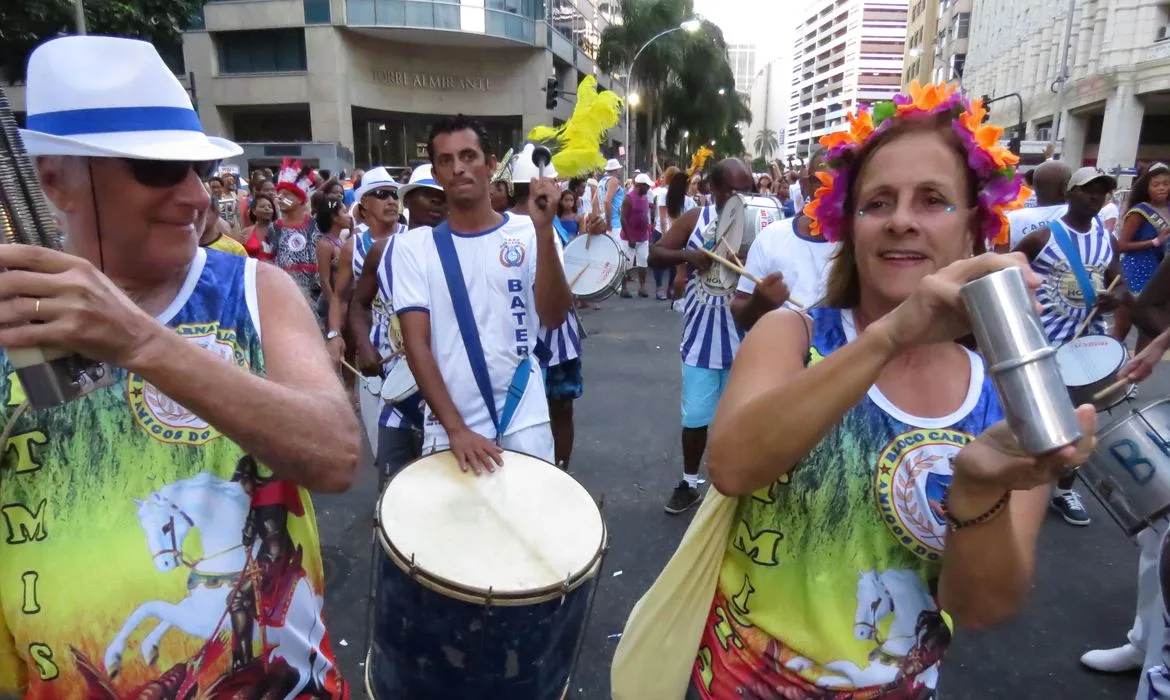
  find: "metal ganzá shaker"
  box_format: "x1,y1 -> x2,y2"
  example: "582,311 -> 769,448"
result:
961,266 -> 1082,455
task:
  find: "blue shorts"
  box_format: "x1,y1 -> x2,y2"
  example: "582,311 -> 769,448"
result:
543,358 -> 584,401
681,362 -> 731,429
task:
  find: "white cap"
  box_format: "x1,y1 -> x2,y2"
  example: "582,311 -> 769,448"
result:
398,163 -> 444,200
355,166 -> 400,200
634,173 -> 653,186
1067,167 -> 1117,192
20,36 -> 241,161
605,158 -> 622,172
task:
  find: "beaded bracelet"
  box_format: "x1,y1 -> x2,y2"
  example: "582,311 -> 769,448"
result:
942,489 -> 1011,531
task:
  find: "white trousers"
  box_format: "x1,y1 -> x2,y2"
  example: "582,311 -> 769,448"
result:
1135,519 -> 1170,699
422,423 -> 555,465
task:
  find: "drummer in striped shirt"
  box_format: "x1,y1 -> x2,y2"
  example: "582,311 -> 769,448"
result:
648,158 -> 755,513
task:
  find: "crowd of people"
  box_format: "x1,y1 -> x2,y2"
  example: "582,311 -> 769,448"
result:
4,32 -> 1170,700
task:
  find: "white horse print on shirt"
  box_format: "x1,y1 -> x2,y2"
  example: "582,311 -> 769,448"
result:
101,472 -> 332,700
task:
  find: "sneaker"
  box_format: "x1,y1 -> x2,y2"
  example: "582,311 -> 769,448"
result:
1080,643 -> 1143,673
1051,489 -> 1091,526
664,481 -> 702,514
655,290 -> 667,300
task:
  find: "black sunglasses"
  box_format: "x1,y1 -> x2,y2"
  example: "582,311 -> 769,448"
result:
120,158 -> 220,188
367,189 -> 398,201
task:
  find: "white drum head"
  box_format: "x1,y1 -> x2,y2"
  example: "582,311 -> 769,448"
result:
1056,335 -> 1127,387
380,359 -> 417,403
564,234 -> 624,298
378,450 -> 605,598
712,194 -> 746,260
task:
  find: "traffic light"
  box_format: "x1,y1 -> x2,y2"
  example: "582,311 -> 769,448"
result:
980,94 -> 992,123
545,78 -> 559,110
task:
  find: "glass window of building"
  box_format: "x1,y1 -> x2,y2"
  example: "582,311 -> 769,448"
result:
216,29 -> 308,74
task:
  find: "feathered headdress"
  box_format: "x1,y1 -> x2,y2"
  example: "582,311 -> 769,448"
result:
527,76 -> 622,178
804,81 -> 1030,247
275,158 -> 307,201
688,146 -> 714,178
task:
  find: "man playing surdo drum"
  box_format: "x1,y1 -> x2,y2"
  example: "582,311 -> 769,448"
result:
392,116 -> 572,474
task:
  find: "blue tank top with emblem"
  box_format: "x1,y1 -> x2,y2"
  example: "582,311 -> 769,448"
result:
601,176 -> 625,232
692,307 -> 1003,699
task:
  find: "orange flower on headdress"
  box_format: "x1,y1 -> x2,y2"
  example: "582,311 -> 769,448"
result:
898,80 -> 958,114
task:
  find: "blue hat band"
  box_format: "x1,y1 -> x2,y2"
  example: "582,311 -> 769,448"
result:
27,106 -> 204,137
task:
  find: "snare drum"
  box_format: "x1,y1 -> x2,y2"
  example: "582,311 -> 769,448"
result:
368,450 -> 607,700
699,193 -> 783,297
379,358 -> 417,404
563,234 -> 628,302
1080,398 -> 1170,536
1055,334 -> 1135,411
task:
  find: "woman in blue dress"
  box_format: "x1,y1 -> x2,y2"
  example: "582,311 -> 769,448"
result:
1117,163 -> 1170,293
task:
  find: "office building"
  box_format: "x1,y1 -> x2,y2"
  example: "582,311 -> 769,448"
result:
964,0 -> 1170,177
933,0 -> 972,83
748,58 -> 791,162
786,0 -> 908,158
728,43 -> 759,101
903,0 -> 939,87
1,0 -> 625,174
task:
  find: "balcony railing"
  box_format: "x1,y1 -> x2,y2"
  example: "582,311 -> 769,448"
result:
346,0 -> 539,45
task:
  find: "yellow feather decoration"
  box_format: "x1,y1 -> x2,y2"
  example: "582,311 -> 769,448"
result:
688,146 -> 714,177
527,76 -> 623,178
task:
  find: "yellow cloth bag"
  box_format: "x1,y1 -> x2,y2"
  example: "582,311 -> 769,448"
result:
610,489 -> 739,700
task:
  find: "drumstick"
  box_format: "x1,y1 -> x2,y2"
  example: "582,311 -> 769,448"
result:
1070,276 -> 1121,343
718,238 -> 745,268
338,358 -> 367,380
1092,375 -> 1132,404
699,248 -> 806,309
569,263 -> 592,289
381,348 -> 403,365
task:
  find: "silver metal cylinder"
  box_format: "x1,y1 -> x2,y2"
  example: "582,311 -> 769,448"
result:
961,267 -> 1083,455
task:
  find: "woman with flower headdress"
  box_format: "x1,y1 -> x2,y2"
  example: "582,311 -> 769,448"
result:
683,82 -> 1098,698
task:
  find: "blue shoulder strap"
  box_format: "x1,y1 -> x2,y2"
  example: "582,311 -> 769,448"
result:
1048,219 -> 1097,308
552,217 -> 571,246
432,221 -> 532,440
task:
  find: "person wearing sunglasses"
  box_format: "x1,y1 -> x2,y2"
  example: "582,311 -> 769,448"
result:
0,36 -> 355,696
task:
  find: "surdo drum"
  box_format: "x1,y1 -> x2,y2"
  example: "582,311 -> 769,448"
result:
367,450 -> 607,699
698,193 -> 783,297
1080,398 -> 1170,537
562,234 -> 628,302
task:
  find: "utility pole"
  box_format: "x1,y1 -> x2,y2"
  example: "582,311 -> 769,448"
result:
1049,0 -> 1077,151
74,0 -> 87,34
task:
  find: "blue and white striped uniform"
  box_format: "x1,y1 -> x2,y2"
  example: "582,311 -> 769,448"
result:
376,235 -> 424,429
352,224 -> 408,279
1031,217 -> 1113,345
682,205 -> 743,369
541,310 -> 582,367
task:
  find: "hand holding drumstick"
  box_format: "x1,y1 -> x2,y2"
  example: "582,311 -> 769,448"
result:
700,248 -> 805,309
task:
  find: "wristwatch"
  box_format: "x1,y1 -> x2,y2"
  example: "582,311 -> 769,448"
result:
325,330 -> 342,341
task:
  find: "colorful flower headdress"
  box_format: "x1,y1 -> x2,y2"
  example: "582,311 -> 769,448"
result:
803,81 -> 1031,247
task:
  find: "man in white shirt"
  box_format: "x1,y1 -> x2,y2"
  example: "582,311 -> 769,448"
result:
1002,159 -> 1072,250
1100,195 -> 1120,236
393,116 -> 572,473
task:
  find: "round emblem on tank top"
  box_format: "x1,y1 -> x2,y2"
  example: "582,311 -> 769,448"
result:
873,428 -> 975,562
128,323 -> 246,445
499,238 -> 526,268
286,232 -> 308,253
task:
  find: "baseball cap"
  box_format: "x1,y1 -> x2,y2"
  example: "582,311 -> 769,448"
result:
1067,167 -> 1117,192
634,173 -> 653,186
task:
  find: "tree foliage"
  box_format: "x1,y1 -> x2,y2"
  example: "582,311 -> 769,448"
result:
0,0 -> 202,83
753,128 -> 779,161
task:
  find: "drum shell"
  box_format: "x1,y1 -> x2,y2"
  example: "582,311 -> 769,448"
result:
564,235 -> 628,303
368,526 -> 603,700
1080,398 -> 1170,536
1057,336 -> 1134,411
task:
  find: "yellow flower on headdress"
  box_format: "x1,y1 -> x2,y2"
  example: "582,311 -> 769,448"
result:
898,80 -> 958,114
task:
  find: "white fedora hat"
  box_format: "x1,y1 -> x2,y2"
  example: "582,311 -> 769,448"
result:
605,158 -> 622,172
20,36 -> 241,161
354,166 -> 400,200
509,144 -> 558,184
398,163 -> 444,200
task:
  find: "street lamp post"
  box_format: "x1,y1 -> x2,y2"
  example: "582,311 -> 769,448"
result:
624,18 -> 701,175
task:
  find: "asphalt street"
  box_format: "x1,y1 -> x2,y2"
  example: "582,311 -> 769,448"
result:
314,295 -> 1168,699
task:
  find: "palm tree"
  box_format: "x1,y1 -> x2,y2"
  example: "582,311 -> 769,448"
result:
753,128 -> 779,162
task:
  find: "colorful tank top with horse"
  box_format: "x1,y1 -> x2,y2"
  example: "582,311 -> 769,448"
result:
692,307 -> 1003,699
0,248 -> 346,699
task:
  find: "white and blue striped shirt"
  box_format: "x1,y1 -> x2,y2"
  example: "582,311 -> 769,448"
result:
376,234 -> 423,429
681,206 -> 743,369
541,310 -> 582,367
1031,217 -> 1113,345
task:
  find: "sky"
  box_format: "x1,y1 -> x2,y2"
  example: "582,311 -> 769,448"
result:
693,0 -> 796,61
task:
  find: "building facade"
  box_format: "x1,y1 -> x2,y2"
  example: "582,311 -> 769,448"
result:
964,0 -> 1170,178
749,57 -> 792,163
903,0 -> 939,87
2,0 -> 624,174
728,43 -> 759,101
932,0 -> 971,84
786,0 -> 908,158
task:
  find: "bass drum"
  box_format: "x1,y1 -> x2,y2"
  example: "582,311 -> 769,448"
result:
1080,397 -> 1170,536
698,193 -> 784,297
367,450 -> 607,700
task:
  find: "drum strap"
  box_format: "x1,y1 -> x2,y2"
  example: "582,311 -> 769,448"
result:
553,217 -> 571,246
432,222 -> 535,441
1048,219 -> 1097,308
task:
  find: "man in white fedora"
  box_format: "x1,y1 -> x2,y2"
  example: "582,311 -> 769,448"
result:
348,163 -> 447,485
599,158 -> 625,245
0,35 -> 354,697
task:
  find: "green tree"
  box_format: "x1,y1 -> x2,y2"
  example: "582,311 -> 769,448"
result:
1,0 -> 202,83
753,127 -> 779,161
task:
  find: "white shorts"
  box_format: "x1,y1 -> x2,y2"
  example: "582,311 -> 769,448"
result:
622,240 -> 649,268
422,423 -> 555,464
